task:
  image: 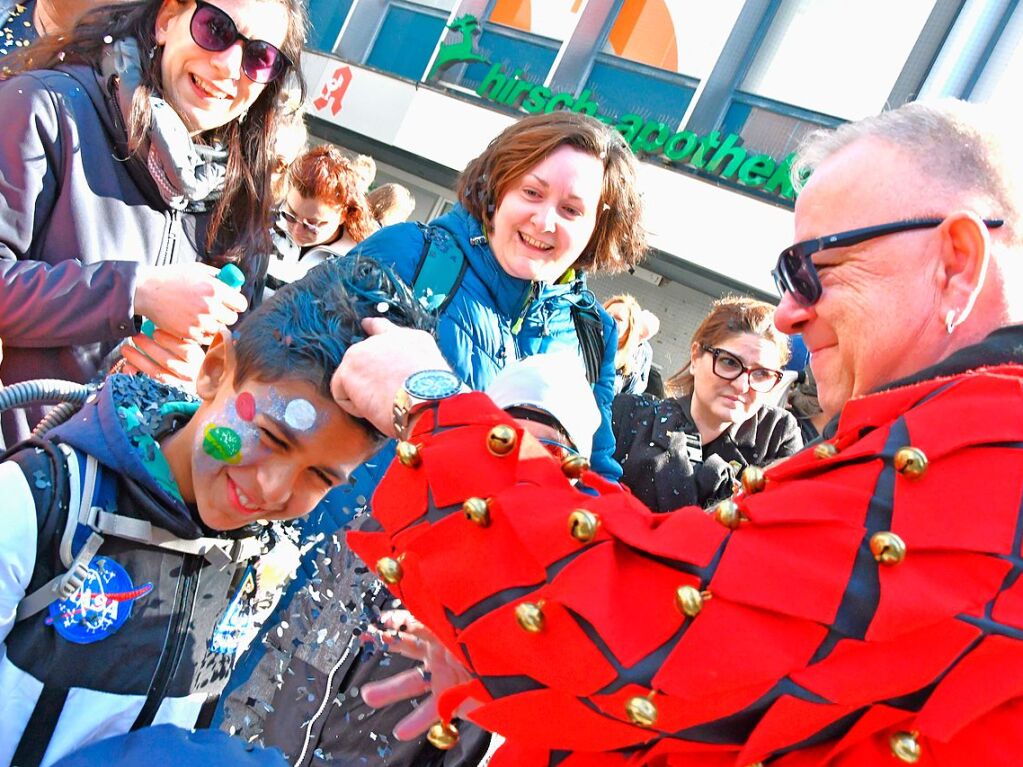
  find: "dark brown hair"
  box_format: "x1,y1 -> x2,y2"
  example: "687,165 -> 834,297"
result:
666,296 -> 791,396
457,112 -> 647,274
288,144 -> 377,244
6,0 -> 308,270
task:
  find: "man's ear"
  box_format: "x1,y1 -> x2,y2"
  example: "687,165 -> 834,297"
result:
195,328 -> 236,402
937,211 -> 991,329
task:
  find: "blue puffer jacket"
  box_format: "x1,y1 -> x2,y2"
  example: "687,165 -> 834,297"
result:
348,204 -> 621,481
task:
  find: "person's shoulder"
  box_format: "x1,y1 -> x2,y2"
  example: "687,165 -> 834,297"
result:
754,404 -> 801,447
0,65 -> 98,125
0,65 -> 90,97
349,221 -> 426,263
1,441 -> 66,527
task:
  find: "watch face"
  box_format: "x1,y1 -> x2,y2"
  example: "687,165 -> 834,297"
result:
406,369 -> 462,400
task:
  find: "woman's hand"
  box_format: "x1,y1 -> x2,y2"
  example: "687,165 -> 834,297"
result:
119,329 -> 206,391
134,263 -> 248,344
362,610 -> 480,739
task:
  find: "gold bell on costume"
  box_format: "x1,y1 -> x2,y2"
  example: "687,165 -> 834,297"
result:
515,601 -> 545,633
486,424 -> 518,456
568,509 -> 599,542
375,556 -> 403,585
625,695 -> 658,727
463,497 -> 491,527
427,721 -> 459,750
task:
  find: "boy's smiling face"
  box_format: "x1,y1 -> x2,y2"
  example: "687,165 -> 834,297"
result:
163,334 -> 379,531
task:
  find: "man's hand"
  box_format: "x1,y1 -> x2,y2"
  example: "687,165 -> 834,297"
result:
120,330 -> 206,391
330,317 -> 453,438
362,610 -> 479,739
134,263 -> 247,344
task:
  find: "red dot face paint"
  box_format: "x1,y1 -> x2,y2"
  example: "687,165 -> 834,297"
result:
235,392 -> 256,422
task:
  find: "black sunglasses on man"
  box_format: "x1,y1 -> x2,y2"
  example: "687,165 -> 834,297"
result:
772,217 -> 1004,307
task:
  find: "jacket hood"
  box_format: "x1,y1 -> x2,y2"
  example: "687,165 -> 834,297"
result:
50,374 -> 202,536
431,204 -> 533,319
60,61 -> 169,209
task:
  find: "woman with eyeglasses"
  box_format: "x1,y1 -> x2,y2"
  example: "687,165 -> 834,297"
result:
612,295 -> 802,512
265,144 -> 377,293
0,0 -> 304,444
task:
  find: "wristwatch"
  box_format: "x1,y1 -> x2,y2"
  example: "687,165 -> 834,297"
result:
393,369 -> 464,440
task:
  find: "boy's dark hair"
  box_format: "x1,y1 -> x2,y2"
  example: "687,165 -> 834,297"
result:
233,257 -> 432,435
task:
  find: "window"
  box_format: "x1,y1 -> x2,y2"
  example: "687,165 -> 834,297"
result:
452,29 -> 559,93
488,0 -> 583,42
306,0 -> 354,53
364,2 -> 454,81
582,0 -> 742,125
436,1 -> 583,96
968,5 -> 1023,108
720,95 -> 840,163
739,0 -> 936,120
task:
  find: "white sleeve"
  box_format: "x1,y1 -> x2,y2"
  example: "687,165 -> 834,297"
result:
0,461 -> 39,645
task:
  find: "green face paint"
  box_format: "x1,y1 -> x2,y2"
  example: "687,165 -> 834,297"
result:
203,423 -> 243,465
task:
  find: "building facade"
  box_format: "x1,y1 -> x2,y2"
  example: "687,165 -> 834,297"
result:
301,0 -> 1021,373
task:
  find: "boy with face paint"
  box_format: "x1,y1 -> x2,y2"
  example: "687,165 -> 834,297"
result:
0,257 -> 429,765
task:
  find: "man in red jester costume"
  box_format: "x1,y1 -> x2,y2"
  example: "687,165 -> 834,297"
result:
331,98 -> 1023,766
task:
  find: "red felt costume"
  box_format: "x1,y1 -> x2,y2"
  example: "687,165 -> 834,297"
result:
349,361 -> 1023,766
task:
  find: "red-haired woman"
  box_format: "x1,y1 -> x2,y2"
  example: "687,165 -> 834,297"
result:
266,144 -> 377,291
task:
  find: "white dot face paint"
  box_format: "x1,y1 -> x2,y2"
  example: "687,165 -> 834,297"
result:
284,398 -> 317,432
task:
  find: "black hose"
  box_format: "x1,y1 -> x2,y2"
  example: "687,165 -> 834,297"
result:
0,379 -> 92,413
31,402 -> 82,438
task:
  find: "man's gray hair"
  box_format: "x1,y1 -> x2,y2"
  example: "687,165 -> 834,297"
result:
791,99 -> 1020,242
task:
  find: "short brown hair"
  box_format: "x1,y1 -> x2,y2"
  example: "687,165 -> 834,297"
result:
457,112 -> 647,273
288,145 -> 377,243
666,296 -> 790,396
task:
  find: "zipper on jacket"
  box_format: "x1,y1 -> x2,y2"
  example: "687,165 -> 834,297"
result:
156,209 -> 180,267
131,553 -> 202,729
510,282 -> 539,336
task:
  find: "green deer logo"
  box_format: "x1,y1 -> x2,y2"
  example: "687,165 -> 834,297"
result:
428,14 -> 489,80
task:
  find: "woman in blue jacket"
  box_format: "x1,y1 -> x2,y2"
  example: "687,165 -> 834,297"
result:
349,111 -> 648,480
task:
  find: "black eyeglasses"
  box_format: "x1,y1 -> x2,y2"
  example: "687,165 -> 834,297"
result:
772,217 -> 1005,307
190,0 -> 290,84
700,344 -> 783,393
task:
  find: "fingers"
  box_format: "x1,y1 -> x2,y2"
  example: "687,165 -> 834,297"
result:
361,668 -> 432,710
367,627 -> 429,662
120,345 -> 186,387
329,364 -> 360,419
392,696 -> 440,740
122,331 -> 203,387
361,316 -> 399,335
219,288 -> 249,315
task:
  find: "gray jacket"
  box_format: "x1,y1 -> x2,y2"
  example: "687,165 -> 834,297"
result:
0,63 -> 212,445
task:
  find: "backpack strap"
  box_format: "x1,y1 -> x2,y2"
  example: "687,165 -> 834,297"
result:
16,446 -> 110,622
411,224 -> 468,314
570,300 -> 605,386
15,443 -> 263,622
15,531 -> 105,622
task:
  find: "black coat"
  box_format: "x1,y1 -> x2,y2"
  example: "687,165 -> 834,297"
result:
612,393 -> 803,512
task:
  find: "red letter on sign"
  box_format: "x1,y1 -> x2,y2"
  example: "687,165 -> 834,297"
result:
313,65 -> 353,116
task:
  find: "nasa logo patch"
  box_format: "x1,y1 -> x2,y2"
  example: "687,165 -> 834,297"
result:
209,564 -> 258,655
47,556 -> 153,644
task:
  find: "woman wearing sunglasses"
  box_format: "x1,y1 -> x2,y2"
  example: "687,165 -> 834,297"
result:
612,295 -> 802,512
0,0 -> 304,444
265,144 -> 377,293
